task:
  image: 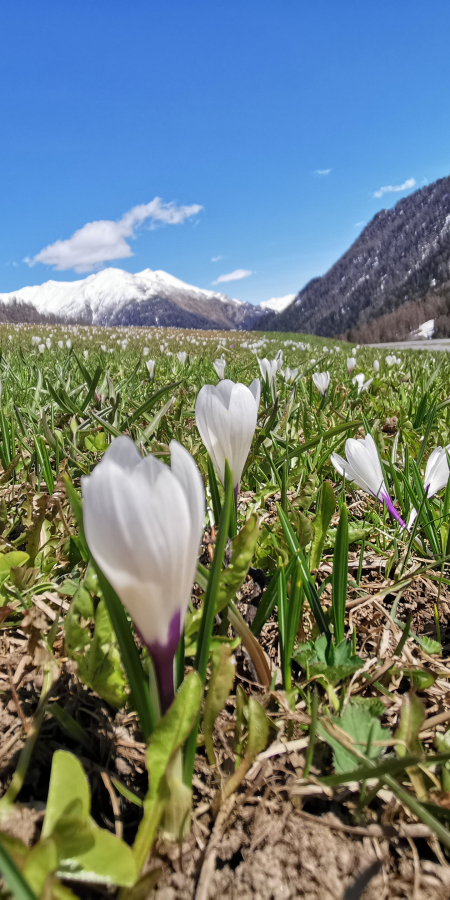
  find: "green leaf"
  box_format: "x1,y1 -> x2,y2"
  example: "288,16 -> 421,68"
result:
133,672 -> 202,872
394,692 -> 425,757
310,481 -> 335,570
246,696 -> 269,757
22,838 -> 59,896
0,550 -> 29,573
319,703 -> 390,774
0,836 -> 39,900
415,634 -> 442,655
410,669 -> 436,690
203,646 -> 236,765
216,513 -> 260,613
42,751 -> 90,838
129,380 -> 184,424
332,503 -> 348,645
65,591 -> 128,709
57,826 -> 136,888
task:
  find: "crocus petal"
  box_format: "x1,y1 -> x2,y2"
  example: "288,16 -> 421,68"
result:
249,378 -> 261,409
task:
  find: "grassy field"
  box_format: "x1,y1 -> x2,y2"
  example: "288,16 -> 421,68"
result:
1,321 -> 450,898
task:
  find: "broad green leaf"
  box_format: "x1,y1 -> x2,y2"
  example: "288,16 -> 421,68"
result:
310,481 -> 335,570
57,826 -> 136,888
203,646 -> 236,765
65,592 -> 128,709
319,703 -> 390,774
0,551 -> 29,573
42,751 -> 90,838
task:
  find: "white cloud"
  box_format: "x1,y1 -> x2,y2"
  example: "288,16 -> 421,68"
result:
354,221 -> 365,228
373,178 -> 415,199
315,169 -> 331,175
211,255 -> 222,262
212,269 -> 252,285
25,197 -> 203,273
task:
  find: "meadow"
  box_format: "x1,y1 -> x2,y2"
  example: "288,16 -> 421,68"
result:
1,321 -> 450,897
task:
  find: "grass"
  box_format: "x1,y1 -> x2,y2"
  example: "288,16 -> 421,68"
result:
0,320 -> 450,896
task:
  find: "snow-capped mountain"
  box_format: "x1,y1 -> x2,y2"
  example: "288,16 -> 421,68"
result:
0,267 -> 264,330
260,293 -> 296,313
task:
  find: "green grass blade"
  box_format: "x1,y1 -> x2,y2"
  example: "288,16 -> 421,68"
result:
332,502 -> 348,645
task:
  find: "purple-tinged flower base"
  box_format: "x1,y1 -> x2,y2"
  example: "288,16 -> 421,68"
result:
381,490 -> 407,530
146,610 -> 181,715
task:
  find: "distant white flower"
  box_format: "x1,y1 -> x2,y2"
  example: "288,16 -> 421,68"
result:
280,366 -> 299,383
177,351 -> 188,365
146,359 -> 156,381
258,357 -> 278,388
275,349 -> 284,370
38,344 -> 45,354
58,341 -> 63,349
373,359 -> 380,372
313,371 -> 330,396
331,434 -> 406,527
213,358 -> 227,380
386,355 -> 396,367
347,358 -> 357,375
83,350 -> 89,360
352,348 -> 357,357
66,339 -> 72,350
407,446 -> 450,529
195,379 -> 260,489
352,373 -> 373,395
143,347 -> 149,356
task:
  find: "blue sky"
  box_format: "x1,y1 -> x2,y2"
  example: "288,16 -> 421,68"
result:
2,0 -> 450,305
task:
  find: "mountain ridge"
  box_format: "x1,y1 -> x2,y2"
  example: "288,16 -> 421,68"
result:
263,176 -> 450,338
0,267 -> 265,331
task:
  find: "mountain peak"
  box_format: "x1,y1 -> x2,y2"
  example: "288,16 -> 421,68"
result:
0,266 -> 263,330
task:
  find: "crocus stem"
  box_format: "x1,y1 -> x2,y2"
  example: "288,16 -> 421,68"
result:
147,610 -> 181,716
382,491 -> 407,530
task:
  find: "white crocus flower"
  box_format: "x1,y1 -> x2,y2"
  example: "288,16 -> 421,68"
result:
258,357 -> 278,388
146,359 -> 156,381
352,348 -> 357,357
83,350 -> 89,360
275,349 -> 284,370
386,355 -> 396,367
143,347 -> 149,356
352,373 -> 373,395
280,366 -> 299,383
57,341 -> 63,349
213,358 -> 227,380
347,358 -> 357,375
82,436 -> 204,713
313,371 -> 330,397
407,446 -> 450,529
373,359 -> 380,372
38,344 -> 45,354
331,434 -> 406,527
195,379 -> 260,490
177,351 -> 188,365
